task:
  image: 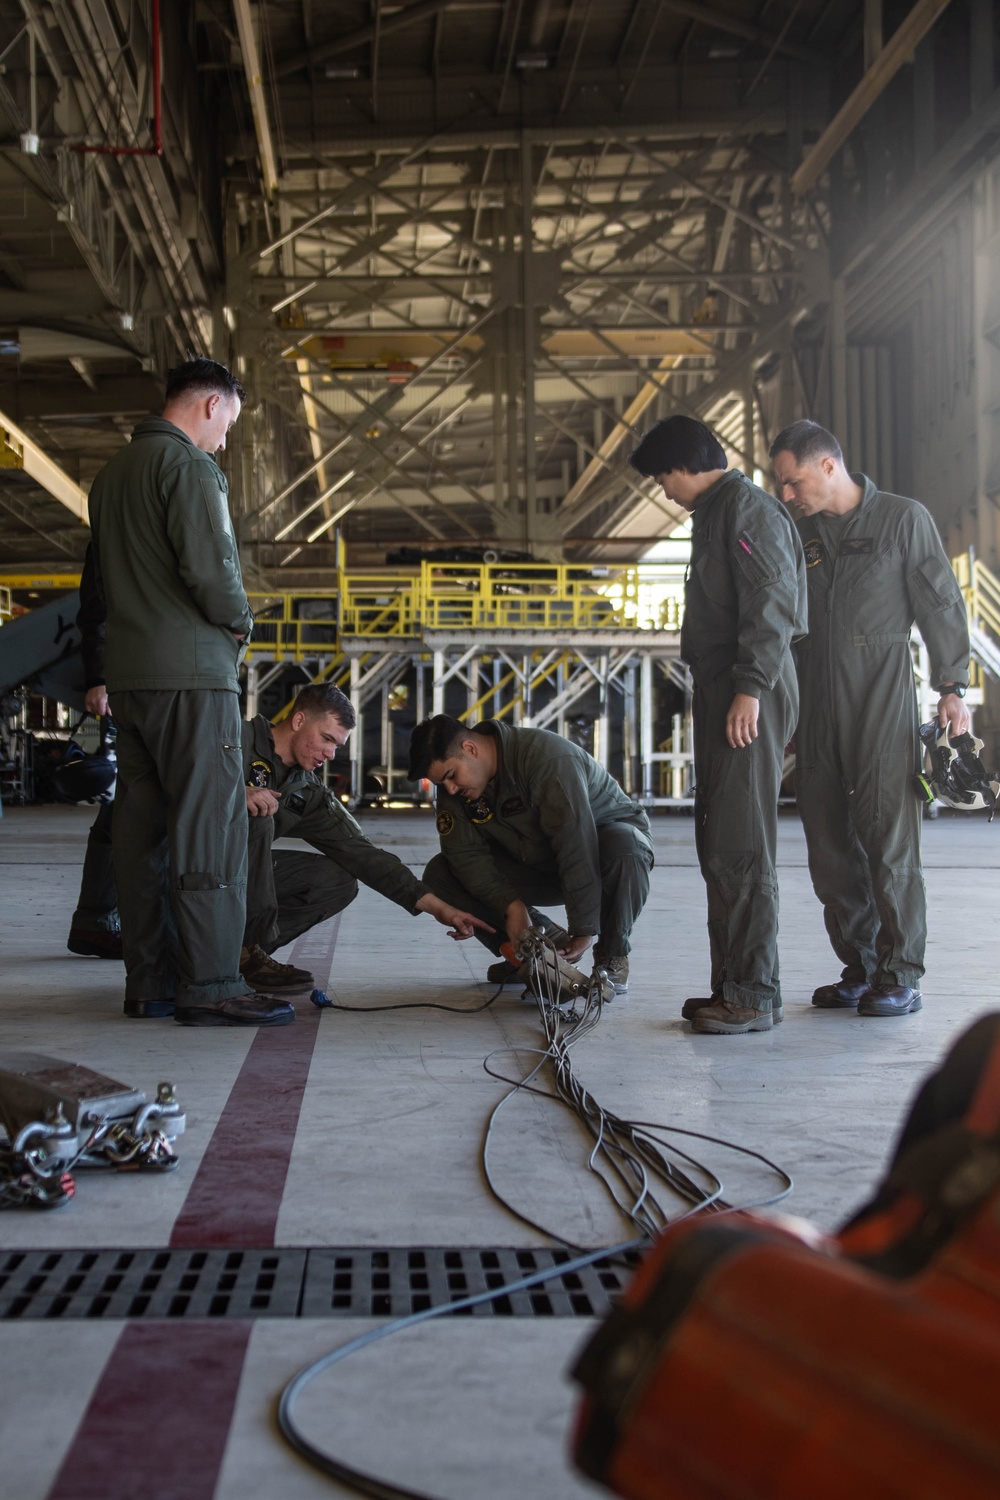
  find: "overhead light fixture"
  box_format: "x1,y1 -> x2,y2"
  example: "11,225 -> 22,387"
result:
515,53 -> 549,70
708,46 -> 740,58
325,65 -> 361,79
19,131 -> 39,155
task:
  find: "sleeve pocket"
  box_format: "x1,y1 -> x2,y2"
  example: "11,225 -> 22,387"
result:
908,555 -> 962,612
200,475 -> 232,535
733,531 -> 779,590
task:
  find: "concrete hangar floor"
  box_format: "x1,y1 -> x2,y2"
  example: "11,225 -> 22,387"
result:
0,801 -> 997,1500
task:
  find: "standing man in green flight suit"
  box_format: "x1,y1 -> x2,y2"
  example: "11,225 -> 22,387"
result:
89,358 -> 292,1028
770,420 -> 971,1018
631,415 -> 807,1035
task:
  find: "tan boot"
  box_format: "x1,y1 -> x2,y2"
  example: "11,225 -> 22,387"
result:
690,1001 -> 773,1035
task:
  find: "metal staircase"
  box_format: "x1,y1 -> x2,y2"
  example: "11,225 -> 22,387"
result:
953,551 -> 1000,686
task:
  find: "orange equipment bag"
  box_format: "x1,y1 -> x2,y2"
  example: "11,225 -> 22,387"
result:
571,1013 -> 1000,1499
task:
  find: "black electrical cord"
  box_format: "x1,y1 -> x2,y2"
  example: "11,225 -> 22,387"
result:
314,989 -> 505,1015
277,1237 -> 644,1500
278,933 -> 795,1495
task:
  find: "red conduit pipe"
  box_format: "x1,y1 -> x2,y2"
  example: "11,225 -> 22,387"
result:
71,0 -> 162,156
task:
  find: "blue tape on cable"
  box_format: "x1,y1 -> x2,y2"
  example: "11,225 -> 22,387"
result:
310,988 -> 332,1008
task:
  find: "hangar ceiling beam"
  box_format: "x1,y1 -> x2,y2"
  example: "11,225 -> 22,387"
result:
658,0 -> 822,62
792,0 -> 955,195
232,0 -> 279,200
0,409 -> 89,524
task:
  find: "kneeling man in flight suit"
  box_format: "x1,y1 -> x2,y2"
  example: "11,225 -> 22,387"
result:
238,684 -> 490,994
408,714 -> 654,996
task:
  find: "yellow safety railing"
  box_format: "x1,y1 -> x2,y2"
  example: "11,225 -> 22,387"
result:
954,553 -> 1000,639
659,595 -> 683,631
0,572 -> 81,590
337,571 -> 420,637
418,561 -> 635,632
0,585 -> 11,624
246,566 -> 687,648
134,563 -> 690,659
950,552 -> 1000,691
244,591 -> 338,659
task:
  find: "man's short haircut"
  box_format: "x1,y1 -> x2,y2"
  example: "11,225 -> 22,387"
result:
769,419 -> 843,466
165,358 -> 247,407
408,714 -> 471,779
291,682 -> 357,729
630,416 -> 727,477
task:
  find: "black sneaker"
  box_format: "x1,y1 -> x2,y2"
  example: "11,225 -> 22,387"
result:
240,944 -> 314,994
124,997 -> 176,1019
486,958 -> 525,986
68,928 -> 123,959
174,992 -> 295,1027
812,980 -> 870,1009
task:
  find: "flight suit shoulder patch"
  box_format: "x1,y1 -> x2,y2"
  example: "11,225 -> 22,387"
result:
436,810 -> 456,837
465,796 -> 494,825
247,758 -> 273,788
803,537 -> 824,568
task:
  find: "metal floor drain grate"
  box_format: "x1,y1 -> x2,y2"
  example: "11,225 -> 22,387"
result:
0,1247 -> 640,1321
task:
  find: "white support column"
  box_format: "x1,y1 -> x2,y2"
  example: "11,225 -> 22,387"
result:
623,663 -> 638,796
245,661 -> 259,720
467,653 -> 480,722
415,660 -> 426,726
671,712 -> 684,800
595,652 -> 610,768
381,681 -> 392,800
640,655 -> 654,800
684,691 -> 696,799
350,655 -> 363,806
432,649 -> 446,716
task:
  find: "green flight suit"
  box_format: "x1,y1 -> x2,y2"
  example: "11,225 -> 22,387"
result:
89,417 -> 253,1008
242,715 -> 431,950
424,719 -> 653,958
682,470 -> 807,1014
794,475 -> 971,990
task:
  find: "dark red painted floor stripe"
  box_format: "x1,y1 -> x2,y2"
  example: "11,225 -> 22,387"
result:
170,914 -> 341,1249
46,1322 -> 252,1500
45,920 -> 344,1500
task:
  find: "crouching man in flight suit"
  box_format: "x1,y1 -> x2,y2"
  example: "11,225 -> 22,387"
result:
408,714 -> 654,996
239,684 -> 490,995
631,415 -> 807,1034
770,421 -> 972,1018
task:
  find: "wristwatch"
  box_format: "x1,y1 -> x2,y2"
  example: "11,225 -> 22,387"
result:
936,683 -> 967,697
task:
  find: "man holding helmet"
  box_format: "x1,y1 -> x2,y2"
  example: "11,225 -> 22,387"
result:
770,420 -> 972,1018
